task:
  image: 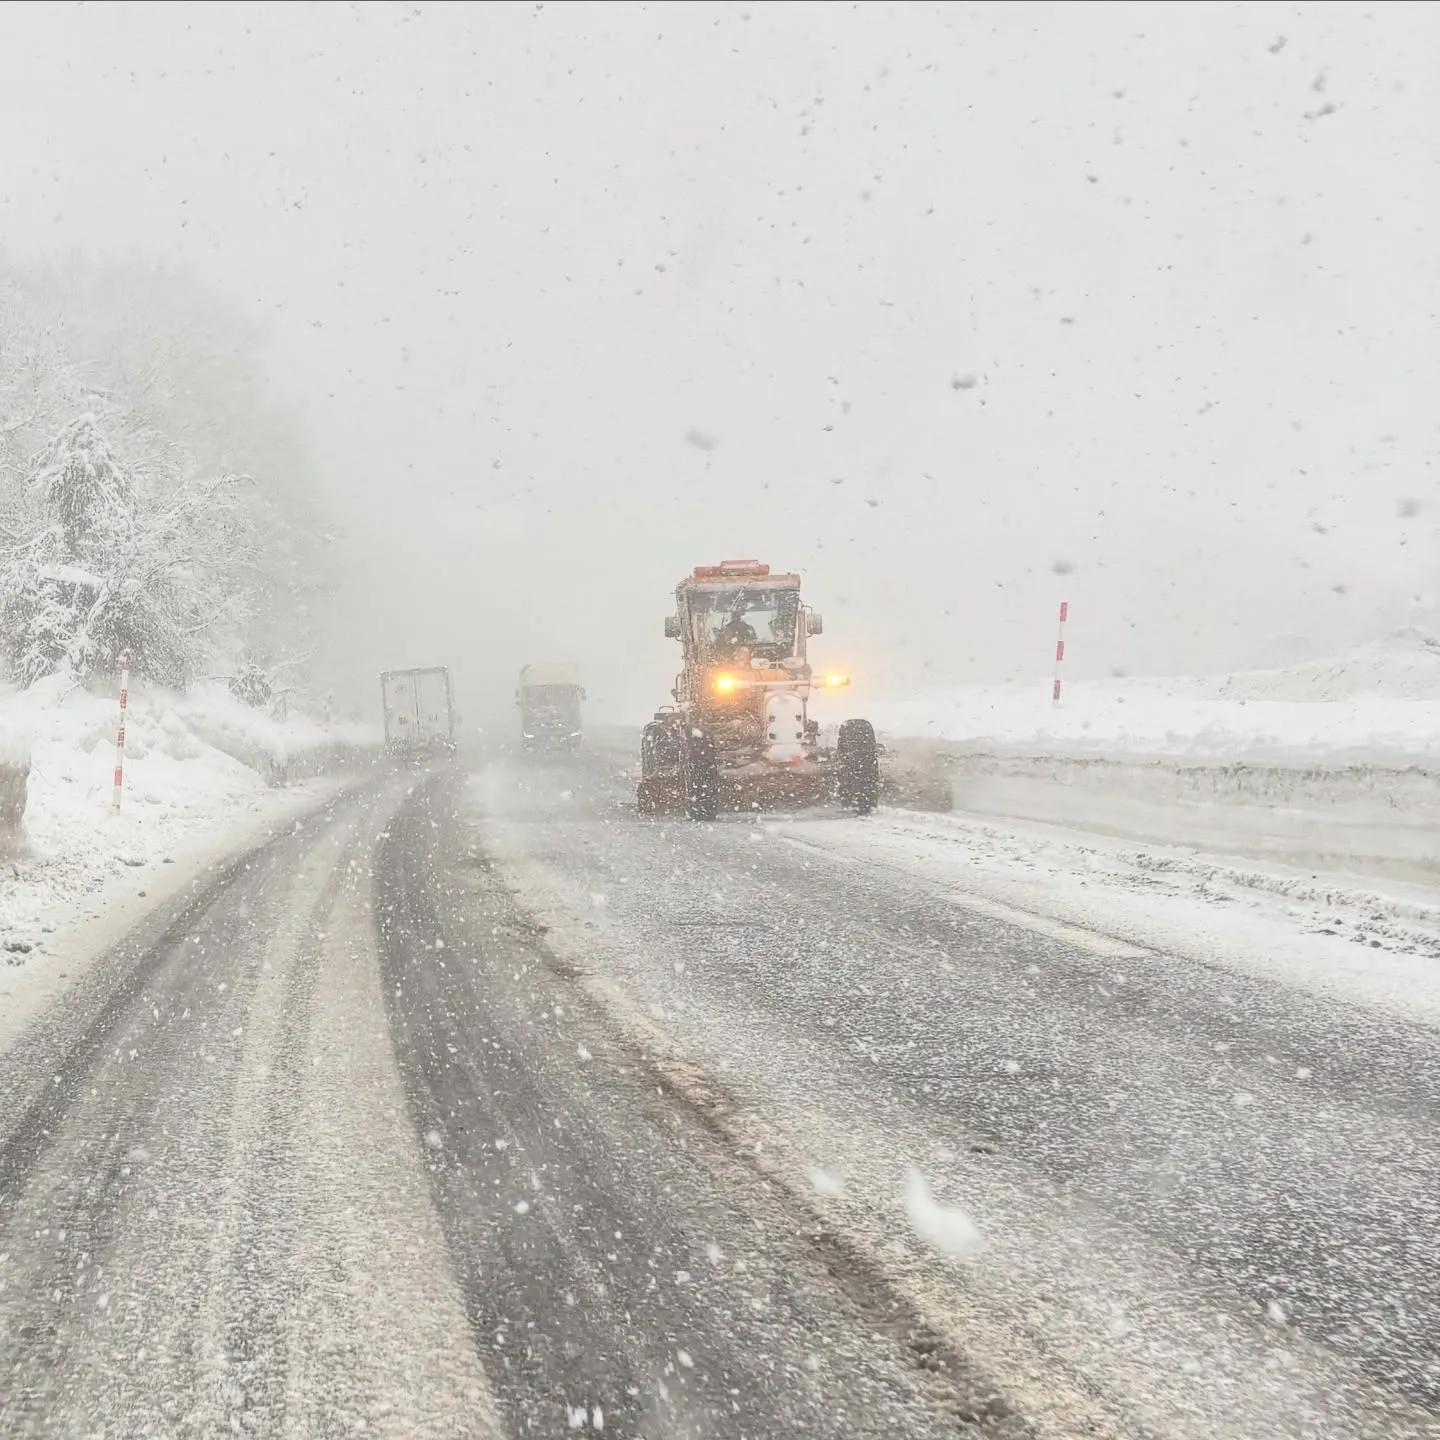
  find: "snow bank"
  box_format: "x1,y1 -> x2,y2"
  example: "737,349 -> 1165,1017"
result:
0,704 -> 31,838
1212,625 -> 1440,702
0,676 -> 380,959
874,629 -> 1440,766
173,682 -> 379,782
0,709 -> 29,835
929,752 -> 1440,882
0,716 -> 29,769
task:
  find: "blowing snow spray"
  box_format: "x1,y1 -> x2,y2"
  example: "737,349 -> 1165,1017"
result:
1052,602 -> 1068,707
112,650 -> 130,813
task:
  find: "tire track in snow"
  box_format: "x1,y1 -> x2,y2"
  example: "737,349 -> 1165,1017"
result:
378,770 -> 997,1440
0,774 -> 503,1439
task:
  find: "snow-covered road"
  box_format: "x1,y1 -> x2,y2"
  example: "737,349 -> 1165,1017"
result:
0,774 -> 503,1438
0,767 -> 973,1439
2,751 -> 1437,1439
479,753 -> 1440,1440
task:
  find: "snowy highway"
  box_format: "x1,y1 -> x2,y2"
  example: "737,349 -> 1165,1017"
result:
5,3 -> 1439,1437
2,753 -> 1438,1439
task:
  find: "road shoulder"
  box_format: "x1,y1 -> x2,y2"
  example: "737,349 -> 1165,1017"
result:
0,776 -> 353,1059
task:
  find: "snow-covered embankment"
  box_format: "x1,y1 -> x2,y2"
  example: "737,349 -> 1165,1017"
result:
0,676 -> 381,963
0,717 -> 29,837
872,631 -> 1440,879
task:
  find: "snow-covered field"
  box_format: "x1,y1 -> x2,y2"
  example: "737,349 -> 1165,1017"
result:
0,676 -> 380,965
873,628 -> 1440,767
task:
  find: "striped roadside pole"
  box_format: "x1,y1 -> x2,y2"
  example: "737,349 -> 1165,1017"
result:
1052,602 -> 1068,707
113,650 -> 130,813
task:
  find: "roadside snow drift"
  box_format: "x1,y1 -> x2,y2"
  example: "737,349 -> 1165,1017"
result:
874,628 -> 1440,767
0,676 -> 379,960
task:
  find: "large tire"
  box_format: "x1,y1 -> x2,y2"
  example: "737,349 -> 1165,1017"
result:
836,718 -> 880,815
682,728 -> 720,821
641,720 -> 682,778
638,720 -> 686,816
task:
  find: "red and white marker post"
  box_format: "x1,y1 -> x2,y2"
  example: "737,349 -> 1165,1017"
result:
112,650 -> 130,813
1052,602 -> 1068,707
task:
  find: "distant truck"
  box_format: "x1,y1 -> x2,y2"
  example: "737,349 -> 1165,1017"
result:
516,663 -> 585,753
380,666 -> 457,759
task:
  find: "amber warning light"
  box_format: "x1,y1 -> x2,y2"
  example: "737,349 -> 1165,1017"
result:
711,672 -> 848,692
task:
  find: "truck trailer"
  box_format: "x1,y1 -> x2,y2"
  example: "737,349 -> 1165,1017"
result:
517,663 -> 585,753
380,666 -> 457,761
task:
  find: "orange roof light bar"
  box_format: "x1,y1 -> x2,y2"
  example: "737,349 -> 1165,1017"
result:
692,560 -> 771,579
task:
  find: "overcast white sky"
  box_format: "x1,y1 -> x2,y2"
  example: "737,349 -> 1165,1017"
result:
1,0 -> 1436,721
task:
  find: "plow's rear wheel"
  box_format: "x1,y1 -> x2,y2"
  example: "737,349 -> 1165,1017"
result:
682,729 -> 720,821
837,718 -> 880,815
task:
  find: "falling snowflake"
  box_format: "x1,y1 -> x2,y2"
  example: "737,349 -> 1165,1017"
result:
903,1169 -> 984,1259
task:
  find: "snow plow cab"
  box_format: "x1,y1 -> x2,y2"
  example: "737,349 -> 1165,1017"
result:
636,560 -> 880,820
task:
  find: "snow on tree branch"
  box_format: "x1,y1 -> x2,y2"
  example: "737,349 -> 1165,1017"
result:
0,258 -> 330,695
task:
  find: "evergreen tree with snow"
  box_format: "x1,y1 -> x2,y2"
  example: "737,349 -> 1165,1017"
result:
36,413 -> 135,566
0,415 -> 133,684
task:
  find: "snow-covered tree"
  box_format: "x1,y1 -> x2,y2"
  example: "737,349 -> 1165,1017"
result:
0,422 -> 255,688
228,659 -> 273,709
0,412 -> 244,686
0,531 -> 87,687
10,255 -> 335,662
0,254 -> 324,694
34,413 -> 135,564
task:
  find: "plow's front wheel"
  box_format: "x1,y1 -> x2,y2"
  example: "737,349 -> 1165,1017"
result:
682,730 -> 720,821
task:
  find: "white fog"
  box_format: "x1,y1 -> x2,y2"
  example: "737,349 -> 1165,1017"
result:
2,1 -> 1434,723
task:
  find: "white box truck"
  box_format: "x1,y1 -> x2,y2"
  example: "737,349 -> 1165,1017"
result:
381,666 -> 456,759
